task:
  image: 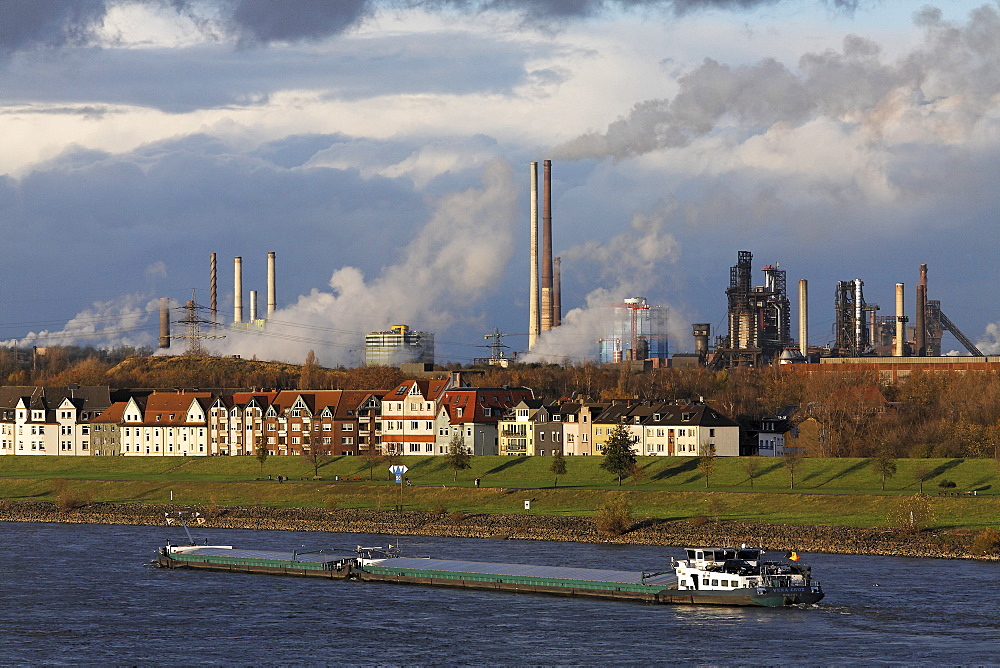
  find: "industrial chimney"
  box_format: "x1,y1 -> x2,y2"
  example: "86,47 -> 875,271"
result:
234,256 -> 243,323
267,251 -> 276,319
540,159 -> 553,332
528,162 -> 540,349
798,279 -> 808,358
895,282 -> 907,357
553,256 -> 562,328
916,264 -> 927,356
210,252 -> 217,326
249,290 -> 258,322
158,298 -> 170,349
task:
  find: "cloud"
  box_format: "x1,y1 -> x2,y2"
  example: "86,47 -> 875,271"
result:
0,0 -> 860,57
555,7 -> 1000,162
212,159 -> 519,365
145,261 -> 168,278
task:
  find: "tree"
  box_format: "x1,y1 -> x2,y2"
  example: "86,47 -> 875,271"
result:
872,451 -> 898,491
299,350 -> 319,389
362,447 -> 384,481
550,449 -> 567,487
254,437 -> 269,476
913,463 -> 935,494
740,457 -> 763,489
301,435 -> 330,478
697,445 -> 717,488
600,423 -> 636,486
445,433 -> 472,481
782,448 -> 803,489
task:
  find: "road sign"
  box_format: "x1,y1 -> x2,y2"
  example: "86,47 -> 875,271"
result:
389,464 -> 408,476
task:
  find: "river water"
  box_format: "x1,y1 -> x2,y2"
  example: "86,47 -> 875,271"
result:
1,521 -> 997,665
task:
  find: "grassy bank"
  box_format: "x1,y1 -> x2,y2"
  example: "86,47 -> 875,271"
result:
1,454 -> 996,495
2,456 -> 999,530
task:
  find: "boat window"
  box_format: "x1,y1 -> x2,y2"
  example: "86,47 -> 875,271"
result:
696,551 -> 704,560
686,550 -> 696,559
703,578 -> 710,585
711,579 -> 718,586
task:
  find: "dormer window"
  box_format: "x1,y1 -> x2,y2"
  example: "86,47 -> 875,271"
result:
653,414 -> 661,421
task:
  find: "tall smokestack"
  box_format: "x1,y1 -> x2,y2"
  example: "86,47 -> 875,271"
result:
210,252 -> 217,326
540,159 -> 553,332
159,298 -> 170,349
267,251 -> 276,319
234,256 -> 243,323
528,162 -> 540,349
553,256 -> 562,328
895,282 -> 906,357
249,290 -> 258,322
798,279 -> 808,358
915,285 -> 926,356
917,263 -> 928,356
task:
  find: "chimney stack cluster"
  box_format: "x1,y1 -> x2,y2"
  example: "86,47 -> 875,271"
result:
230,252 -> 277,324
528,160 -> 561,349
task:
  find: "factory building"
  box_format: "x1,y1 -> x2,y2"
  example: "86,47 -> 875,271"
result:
712,251 -> 793,367
598,297 -> 669,363
365,325 -> 435,367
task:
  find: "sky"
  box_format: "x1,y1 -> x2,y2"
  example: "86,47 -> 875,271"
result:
2,0 -> 1000,366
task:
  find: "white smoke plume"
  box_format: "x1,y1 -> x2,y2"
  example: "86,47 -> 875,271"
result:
554,6 -> 1000,165
214,160 -> 518,366
523,201 -> 686,363
0,294 -> 160,350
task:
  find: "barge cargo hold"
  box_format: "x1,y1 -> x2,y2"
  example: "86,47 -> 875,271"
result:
157,543 -> 823,607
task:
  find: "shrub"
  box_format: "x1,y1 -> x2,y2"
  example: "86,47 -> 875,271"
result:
689,515 -> 710,528
969,528 -> 1000,557
54,484 -> 91,512
938,479 -> 957,489
431,503 -> 448,515
324,497 -> 339,511
449,511 -> 466,523
887,494 -> 936,534
595,495 -> 633,535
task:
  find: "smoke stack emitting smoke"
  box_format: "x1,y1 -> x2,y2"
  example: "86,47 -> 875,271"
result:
529,159 -> 561,350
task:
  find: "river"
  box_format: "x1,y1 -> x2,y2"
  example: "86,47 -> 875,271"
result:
1,521 -> 997,665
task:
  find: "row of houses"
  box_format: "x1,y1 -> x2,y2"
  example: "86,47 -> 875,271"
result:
0,377 -> 751,458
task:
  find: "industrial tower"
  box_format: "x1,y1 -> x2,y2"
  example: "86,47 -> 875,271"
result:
713,251 -> 792,367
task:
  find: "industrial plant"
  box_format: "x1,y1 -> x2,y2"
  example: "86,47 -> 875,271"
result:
150,161 -> 988,371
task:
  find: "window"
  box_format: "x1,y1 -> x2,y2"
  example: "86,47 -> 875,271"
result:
342,423 -> 354,431
709,428 -> 716,437
341,437 -> 354,445
425,444 -> 433,452
322,424 -> 332,431
456,407 -> 464,418
267,424 -> 276,431
410,421 -> 419,430
291,437 -> 300,445
539,432 -> 545,441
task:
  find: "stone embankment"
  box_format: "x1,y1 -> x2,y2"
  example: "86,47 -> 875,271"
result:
0,500 -> 989,560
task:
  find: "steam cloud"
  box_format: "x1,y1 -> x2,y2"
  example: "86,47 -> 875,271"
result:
524,202 -> 686,363
554,6 -> 1000,162
213,160 -> 518,366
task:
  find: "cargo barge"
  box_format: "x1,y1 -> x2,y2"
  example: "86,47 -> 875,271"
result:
158,537 -> 823,607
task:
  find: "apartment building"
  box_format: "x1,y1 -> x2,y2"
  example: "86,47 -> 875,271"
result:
434,387 -> 533,456
381,375 -> 463,455
0,386 -> 110,456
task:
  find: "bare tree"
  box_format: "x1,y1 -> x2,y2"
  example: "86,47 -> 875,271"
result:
697,444 -> 717,489
782,448 -> 804,489
740,457 -> 763,489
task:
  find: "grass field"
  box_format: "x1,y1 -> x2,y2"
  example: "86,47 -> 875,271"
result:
2,455 -> 999,530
